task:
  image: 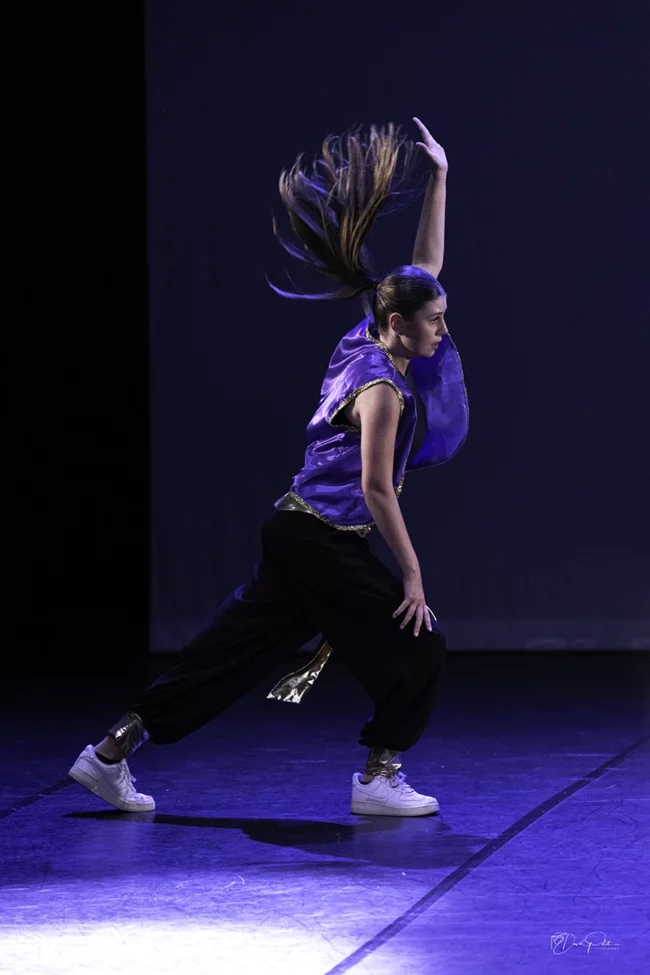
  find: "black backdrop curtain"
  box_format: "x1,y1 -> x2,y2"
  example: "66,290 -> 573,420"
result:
145,4 -> 649,651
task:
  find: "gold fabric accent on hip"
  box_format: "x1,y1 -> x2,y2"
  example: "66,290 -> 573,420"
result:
275,490 -> 372,538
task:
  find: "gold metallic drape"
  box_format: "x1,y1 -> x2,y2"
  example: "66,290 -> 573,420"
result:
266,603 -> 437,704
266,637 -> 332,704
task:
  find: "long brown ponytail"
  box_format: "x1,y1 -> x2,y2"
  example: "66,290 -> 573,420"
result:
268,123 -> 419,302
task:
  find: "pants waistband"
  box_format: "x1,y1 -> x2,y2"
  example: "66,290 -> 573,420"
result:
274,491 -> 371,538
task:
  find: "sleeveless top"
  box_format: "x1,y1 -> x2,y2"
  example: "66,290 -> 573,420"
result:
276,316 -> 469,532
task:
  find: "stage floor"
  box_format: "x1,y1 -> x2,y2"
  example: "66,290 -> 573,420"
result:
1,652 -> 649,974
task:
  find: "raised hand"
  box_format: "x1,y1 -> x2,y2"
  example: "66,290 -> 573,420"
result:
412,117 -> 448,173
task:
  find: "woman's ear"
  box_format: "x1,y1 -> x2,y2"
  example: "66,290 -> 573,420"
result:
387,311 -> 403,335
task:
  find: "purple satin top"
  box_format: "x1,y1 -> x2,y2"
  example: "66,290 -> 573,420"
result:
276,316 -> 470,531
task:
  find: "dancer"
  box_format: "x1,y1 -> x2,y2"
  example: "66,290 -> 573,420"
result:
69,118 -> 469,817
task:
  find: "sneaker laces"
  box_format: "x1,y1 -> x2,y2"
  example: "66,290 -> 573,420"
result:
117,762 -> 139,796
388,771 -> 417,795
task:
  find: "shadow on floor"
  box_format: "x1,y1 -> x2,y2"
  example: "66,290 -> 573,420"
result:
62,809 -> 488,870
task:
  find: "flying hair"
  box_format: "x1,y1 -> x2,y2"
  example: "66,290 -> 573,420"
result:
267,122 -> 422,303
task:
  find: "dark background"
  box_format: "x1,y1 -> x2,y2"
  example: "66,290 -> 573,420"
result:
9,1 -> 649,673
145,2 -> 649,650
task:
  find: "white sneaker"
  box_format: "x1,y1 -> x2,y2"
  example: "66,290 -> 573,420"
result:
351,770 -> 439,817
68,744 -> 156,812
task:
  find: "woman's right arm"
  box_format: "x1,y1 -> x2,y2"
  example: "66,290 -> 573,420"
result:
355,383 -> 432,636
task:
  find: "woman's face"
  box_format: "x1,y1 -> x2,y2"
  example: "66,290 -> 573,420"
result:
387,296 -> 449,358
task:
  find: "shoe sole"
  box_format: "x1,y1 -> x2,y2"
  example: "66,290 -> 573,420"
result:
351,799 -> 439,817
68,765 -> 156,813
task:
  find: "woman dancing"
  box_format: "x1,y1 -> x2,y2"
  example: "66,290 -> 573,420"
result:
69,117 -> 469,817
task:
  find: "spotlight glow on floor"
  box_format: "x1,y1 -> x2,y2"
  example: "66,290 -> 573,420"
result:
0,920 -> 346,975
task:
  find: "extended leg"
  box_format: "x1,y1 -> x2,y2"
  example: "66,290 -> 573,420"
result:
69,552 -> 319,811
120,555 -> 319,748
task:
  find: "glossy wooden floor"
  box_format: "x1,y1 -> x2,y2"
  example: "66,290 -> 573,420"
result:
1,652 -> 648,974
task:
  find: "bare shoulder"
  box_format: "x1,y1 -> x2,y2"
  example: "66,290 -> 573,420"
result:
355,380 -> 402,423
341,379 -> 402,431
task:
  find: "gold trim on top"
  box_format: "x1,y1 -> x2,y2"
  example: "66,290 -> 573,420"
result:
365,321 -> 403,374
327,378 -> 405,428
365,321 -> 413,496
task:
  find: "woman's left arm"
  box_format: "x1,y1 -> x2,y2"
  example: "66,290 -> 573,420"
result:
411,118 -> 449,278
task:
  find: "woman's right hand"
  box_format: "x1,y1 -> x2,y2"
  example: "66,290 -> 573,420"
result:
393,571 -> 433,637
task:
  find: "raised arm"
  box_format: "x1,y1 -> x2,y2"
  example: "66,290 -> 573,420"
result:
410,117 -> 448,278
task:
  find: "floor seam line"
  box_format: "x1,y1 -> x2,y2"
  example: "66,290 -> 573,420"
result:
322,730 -> 650,975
